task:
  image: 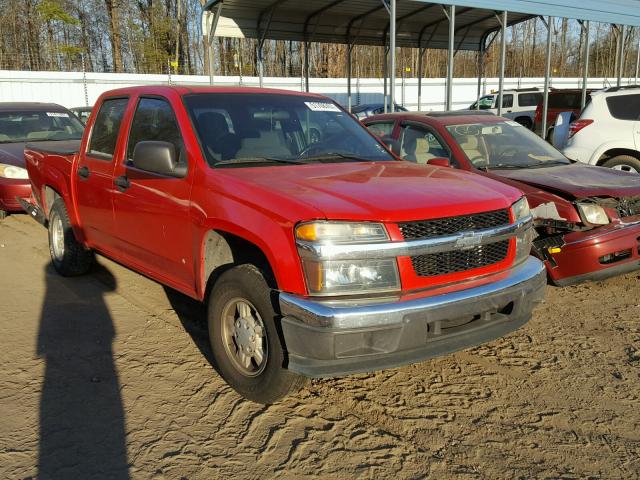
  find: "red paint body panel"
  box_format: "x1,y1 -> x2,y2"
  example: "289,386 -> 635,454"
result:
364,112 -> 640,284
24,86 -> 526,301
0,179 -> 30,212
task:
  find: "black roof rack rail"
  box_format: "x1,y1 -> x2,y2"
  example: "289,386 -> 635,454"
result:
603,85 -> 640,92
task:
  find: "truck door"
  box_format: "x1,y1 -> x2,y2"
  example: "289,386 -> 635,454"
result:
75,97 -> 129,250
111,96 -> 195,290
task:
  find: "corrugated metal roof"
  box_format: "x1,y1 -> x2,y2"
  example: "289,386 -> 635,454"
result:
202,0 -> 640,51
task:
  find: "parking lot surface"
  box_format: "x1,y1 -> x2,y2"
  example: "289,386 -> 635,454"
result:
1,214 -> 639,479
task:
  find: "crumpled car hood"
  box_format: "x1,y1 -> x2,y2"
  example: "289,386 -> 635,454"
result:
493,163 -> 640,199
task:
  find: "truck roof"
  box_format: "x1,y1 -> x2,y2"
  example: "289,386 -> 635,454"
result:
98,85 -> 329,99
0,102 -> 69,112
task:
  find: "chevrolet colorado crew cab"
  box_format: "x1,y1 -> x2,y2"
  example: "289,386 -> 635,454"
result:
23,86 -> 545,403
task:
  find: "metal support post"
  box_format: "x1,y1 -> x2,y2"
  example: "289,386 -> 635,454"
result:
417,48 -> 425,111
580,21 -> 590,109
444,5 -> 455,110
304,41 -> 310,92
617,25 -> 626,86
347,43 -> 353,112
497,11 -> 507,116
476,45 -> 484,109
541,16 -> 553,139
383,46 -> 388,112
389,0 -> 396,112
635,40 -> 640,85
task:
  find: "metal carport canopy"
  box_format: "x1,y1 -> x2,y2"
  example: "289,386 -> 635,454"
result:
202,0 -> 640,51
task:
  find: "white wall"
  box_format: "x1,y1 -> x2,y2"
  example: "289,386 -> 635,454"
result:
0,70 -> 632,111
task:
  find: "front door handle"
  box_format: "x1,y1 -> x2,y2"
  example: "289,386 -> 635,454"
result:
114,175 -> 131,192
77,165 -> 90,179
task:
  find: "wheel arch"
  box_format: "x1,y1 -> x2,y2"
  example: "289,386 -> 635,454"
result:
596,148 -> 640,166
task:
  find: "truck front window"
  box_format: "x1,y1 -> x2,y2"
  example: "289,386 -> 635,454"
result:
184,93 -> 394,167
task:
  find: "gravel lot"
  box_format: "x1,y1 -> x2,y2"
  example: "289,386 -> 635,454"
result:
1,214 -> 639,479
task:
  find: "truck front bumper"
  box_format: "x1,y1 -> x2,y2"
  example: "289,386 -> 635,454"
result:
279,256 -> 546,378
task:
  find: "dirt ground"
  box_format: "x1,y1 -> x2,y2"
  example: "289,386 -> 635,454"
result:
0,214 -> 639,480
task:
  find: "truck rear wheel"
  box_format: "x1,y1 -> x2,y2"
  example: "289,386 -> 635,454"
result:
208,264 -> 307,403
602,155 -> 640,174
48,198 -> 94,276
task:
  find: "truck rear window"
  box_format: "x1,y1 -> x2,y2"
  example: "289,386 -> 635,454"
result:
88,98 -> 128,159
183,93 -> 393,167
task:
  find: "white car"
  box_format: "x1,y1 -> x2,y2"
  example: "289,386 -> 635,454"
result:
469,88 -> 542,129
563,87 -> 640,173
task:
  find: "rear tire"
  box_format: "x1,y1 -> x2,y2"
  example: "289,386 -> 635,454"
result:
515,117 -> 532,130
48,198 -> 94,276
602,155 -> 640,174
208,264 -> 307,404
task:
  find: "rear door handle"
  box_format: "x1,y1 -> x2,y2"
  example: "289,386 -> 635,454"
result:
77,165 -> 90,179
114,175 -> 131,192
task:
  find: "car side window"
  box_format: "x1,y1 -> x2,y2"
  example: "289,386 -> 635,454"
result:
399,124 -> 451,165
518,92 -> 542,107
367,122 -> 395,138
502,94 -> 514,108
127,97 -> 184,163
87,98 -> 128,159
606,94 -> 640,121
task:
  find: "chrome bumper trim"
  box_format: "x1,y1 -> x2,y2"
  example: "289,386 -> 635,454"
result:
280,256 -> 546,329
296,215 -> 533,260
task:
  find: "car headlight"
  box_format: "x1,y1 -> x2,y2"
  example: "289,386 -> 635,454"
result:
511,196 -> 531,222
0,163 -> 29,179
296,221 -> 400,295
510,197 -> 534,264
576,202 -> 609,225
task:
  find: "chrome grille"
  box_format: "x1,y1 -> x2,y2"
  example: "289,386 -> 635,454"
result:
411,240 -> 510,277
398,209 -> 510,241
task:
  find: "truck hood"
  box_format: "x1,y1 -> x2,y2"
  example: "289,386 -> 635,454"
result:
218,161 -> 522,222
0,142 -> 26,167
493,163 -> 640,199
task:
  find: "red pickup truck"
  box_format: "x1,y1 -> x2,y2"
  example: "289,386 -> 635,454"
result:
23,86 -> 545,403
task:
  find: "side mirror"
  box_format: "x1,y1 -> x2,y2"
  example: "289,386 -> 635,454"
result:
132,141 -> 187,178
380,135 -> 400,154
427,157 -> 451,168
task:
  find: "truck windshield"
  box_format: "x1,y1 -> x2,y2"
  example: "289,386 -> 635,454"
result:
184,93 -> 394,167
0,110 -> 84,144
446,121 -> 570,170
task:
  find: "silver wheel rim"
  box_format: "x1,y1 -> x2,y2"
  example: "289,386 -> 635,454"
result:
51,213 -> 65,261
611,164 -> 638,174
221,298 -> 268,377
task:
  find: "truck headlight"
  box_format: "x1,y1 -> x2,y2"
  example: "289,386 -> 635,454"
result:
511,197 -> 534,264
301,258 -> 400,295
0,163 -> 29,179
296,221 -> 400,295
511,196 -> 530,221
576,202 -> 609,225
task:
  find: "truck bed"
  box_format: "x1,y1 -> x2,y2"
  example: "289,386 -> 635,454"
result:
25,139 -> 81,156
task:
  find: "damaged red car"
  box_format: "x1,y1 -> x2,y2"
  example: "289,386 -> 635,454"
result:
364,111 -> 640,286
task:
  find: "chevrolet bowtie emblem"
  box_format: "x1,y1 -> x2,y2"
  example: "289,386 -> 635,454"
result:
455,232 -> 483,250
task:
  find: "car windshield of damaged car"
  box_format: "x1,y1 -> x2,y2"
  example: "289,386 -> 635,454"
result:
184,93 -> 394,167
446,121 -> 570,170
0,110 -> 84,144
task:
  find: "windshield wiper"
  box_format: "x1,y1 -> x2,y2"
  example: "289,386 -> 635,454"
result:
302,152 -> 372,162
481,163 -> 527,170
215,157 -> 308,167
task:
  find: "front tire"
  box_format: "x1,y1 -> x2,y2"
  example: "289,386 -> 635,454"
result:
48,198 -> 94,276
602,155 -> 640,174
208,264 -> 306,403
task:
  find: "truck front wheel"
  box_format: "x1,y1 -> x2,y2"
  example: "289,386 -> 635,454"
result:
48,198 -> 94,276
208,264 -> 307,403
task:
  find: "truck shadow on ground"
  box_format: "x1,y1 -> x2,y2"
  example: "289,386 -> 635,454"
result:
36,262 -> 129,479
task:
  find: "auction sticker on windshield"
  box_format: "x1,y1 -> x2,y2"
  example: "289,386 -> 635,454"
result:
304,102 -> 341,112
46,112 -> 70,118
